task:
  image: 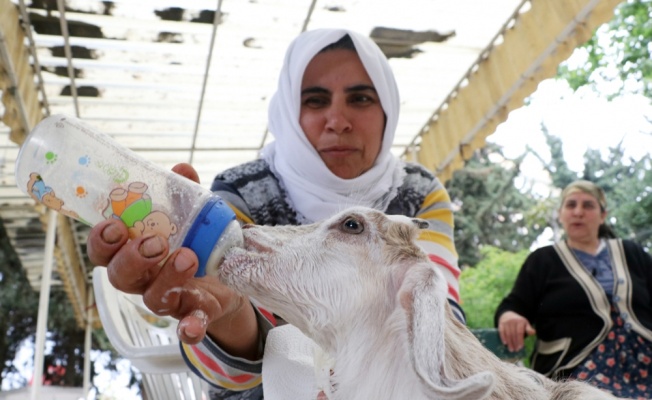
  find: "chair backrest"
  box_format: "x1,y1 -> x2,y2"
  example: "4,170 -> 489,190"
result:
92,267 -> 206,400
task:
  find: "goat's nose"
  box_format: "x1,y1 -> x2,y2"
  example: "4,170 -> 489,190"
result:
412,219 -> 429,229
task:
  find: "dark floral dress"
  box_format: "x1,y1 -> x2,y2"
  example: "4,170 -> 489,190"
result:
569,303 -> 652,400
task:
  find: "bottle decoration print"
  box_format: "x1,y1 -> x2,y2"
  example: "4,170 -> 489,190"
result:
20,116 -> 177,239
103,182 -> 178,240
25,172 -> 80,220
15,114 -> 242,277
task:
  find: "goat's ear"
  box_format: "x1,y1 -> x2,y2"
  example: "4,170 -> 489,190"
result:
398,263 -> 495,400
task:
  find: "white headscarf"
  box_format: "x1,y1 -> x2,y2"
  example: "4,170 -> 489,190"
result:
262,29 -> 405,223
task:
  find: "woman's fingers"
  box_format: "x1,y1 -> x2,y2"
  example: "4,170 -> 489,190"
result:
498,311 -> 531,352
106,234 -> 170,294
525,324 -> 537,337
87,219 -> 169,295
86,219 -> 130,267
509,324 -> 526,352
177,312 -> 211,345
88,218 -> 173,295
172,163 -> 200,183
141,248 -> 203,317
500,324 -> 518,352
139,248 -> 240,345
86,164 -> 231,344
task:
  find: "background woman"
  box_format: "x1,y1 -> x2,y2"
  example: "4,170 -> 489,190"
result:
495,180 -> 652,399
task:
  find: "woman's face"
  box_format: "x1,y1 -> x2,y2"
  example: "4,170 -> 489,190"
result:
299,49 -> 385,179
558,191 -> 606,244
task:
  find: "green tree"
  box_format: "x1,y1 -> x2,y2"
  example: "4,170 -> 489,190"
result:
459,246 -> 536,364
555,0 -> 652,245
459,246 -> 528,329
0,219 -> 38,389
558,0 -> 652,99
0,218 -> 131,392
446,143 -> 546,267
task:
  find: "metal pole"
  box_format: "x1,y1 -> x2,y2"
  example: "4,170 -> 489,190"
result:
56,0 -> 80,117
30,210 -> 57,400
82,290 -> 93,398
189,0 -> 223,165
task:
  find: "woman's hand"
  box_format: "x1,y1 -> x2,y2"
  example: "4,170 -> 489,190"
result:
87,163 -> 260,359
497,311 -> 536,352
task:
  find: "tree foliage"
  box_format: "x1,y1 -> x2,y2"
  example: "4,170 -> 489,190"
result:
459,246 -> 528,329
558,0 -> 652,98
0,218 -> 127,392
446,143 -> 546,267
0,220 -> 38,389
459,246 -> 536,364
554,0 -> 652,243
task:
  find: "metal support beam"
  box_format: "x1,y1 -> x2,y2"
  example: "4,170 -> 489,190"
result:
83,289 -> 94,398
30,210 -> 57,400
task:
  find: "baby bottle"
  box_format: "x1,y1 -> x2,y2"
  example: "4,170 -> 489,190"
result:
14,114 -> 243,277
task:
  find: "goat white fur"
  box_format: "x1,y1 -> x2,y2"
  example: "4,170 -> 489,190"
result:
218,207 -> 622,400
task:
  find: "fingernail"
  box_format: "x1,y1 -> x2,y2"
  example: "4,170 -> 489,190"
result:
183,327 -> 199,339
174,251 -> 194,273
177,321 -> 194,339
101,223 -> 122,244
139,236 -> 165,258
177,320 -> 199,339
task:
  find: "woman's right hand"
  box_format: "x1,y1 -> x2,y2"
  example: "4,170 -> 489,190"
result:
497,311 -> 536,352
87,163 -> 261,360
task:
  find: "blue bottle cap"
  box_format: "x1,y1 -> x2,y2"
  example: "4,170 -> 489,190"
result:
182,196 -> 236,277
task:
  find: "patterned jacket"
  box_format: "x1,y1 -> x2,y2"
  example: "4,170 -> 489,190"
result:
495,239 -> 652,377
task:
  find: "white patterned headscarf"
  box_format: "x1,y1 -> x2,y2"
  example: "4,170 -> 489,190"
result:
261,28 -> 405,223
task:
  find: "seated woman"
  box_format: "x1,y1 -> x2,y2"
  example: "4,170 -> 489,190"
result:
495,180 -> 652,400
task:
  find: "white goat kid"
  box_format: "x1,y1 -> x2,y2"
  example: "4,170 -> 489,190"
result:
218,207 -> 621,400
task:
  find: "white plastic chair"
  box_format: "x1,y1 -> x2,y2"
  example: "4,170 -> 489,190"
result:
92,267 -> 207,400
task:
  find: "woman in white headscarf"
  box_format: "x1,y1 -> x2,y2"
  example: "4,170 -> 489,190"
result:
262,29 -> 403,224
88,28 -> 462,400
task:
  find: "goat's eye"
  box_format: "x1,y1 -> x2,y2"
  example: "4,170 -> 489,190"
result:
341,217 -> 364,234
